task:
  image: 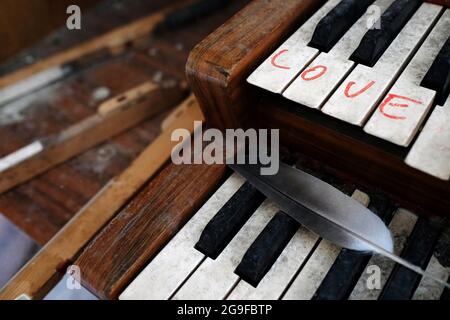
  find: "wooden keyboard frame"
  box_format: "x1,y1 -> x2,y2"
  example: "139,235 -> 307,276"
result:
186,0 -> 450,220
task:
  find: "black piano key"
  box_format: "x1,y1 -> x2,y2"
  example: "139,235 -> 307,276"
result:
234,212 -> 300,287
379,218 -> 442,300
312,194 -> 397,300
350,0 -> 422,67
441,284 -> 450,300
421,37 -> 450,106
194,182 -> 265,259
309,0 -> 375,52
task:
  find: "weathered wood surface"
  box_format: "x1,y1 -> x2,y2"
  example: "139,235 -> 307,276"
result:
0,0 -> 248,244
0,81 -> 186,194
0,98 -> 205,300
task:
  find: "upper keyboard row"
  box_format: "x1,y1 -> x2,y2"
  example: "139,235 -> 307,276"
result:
248,0 -> 450,181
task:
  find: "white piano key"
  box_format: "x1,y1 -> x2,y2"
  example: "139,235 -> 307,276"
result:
322,3 -> 443,126
0,141 -> 44,173
281,190 -> 369,300
172,200 -> 278,300
405,97 -> 450,180
364,10 -> 450,146
412,255 -> 450,300
283,0 -> 395,109
349,209 -> 417,300
119,174 -> 245,300
227,227 -> 319,300
282,239 -> 340,300
246,0 -> 341,94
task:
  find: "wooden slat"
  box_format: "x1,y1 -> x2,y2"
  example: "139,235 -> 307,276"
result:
0,0 -> 248,245
0,81 -> 185,194
0,98 -> 205,300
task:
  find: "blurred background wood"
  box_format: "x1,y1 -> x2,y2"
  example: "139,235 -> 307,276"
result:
0,0 -> 100,63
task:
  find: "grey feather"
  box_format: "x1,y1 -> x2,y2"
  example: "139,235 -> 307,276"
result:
229,162 -> 393,253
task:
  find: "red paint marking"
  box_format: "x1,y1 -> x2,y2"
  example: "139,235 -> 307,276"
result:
301,65 -> 327,81
271,49 -> 290,70
379,94 -> 422,120
344,80 -> 376,98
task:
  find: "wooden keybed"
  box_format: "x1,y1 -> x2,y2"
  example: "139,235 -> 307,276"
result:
187,0 -> 450,220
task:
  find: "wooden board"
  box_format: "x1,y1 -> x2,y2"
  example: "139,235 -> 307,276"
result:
0,97 -> 206,300
0,81 -> 186,194
0,0 -> 248,244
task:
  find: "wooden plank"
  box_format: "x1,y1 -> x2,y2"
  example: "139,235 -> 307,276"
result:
0,98 -> 205,300
161,94 -> 196,131
0,0 -> 248,245
0,81 -> 185,194
0,0 -> 197,90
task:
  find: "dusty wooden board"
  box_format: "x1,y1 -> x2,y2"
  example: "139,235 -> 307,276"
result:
0,0 -> 248,244
0,98 -> 206,300
0,81 -> 185,194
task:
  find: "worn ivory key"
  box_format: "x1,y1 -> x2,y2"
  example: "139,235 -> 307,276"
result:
321,3 -> 443,126
282,190 -> 370,300
364,10 -> 450,146
405,96 -> 450,180
173,201 -> 279,300
349,209 -> 417,300
246,0 -> 341,94
283,0 -> 395,109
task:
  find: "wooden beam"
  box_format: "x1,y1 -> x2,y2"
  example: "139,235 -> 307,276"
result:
0,97 -> 205,300
0,81 -> 185,194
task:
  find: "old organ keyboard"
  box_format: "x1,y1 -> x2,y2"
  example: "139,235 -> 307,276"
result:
248,0 -> 450,179
119,1 -> 450,299
116,0 -> 450,301
120,172 -> 450,300
4,0 -> 449,302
